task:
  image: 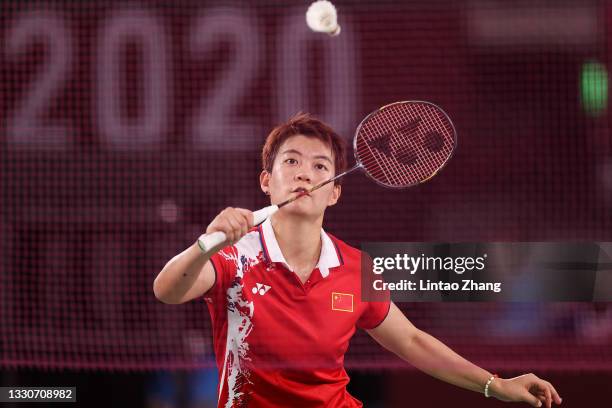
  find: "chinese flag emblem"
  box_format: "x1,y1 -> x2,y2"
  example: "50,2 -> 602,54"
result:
331,292 -> 353,312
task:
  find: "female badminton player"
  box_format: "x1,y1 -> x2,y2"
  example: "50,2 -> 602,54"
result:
153,112 -> 562,408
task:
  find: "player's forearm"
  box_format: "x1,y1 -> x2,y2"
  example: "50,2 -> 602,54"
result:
399,329 -> 493,394
153,241 -> 210,304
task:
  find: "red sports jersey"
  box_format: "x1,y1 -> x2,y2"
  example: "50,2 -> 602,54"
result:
205,218 -> 390,408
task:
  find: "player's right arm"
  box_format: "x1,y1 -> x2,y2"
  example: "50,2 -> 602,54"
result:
153,207 -> 253,304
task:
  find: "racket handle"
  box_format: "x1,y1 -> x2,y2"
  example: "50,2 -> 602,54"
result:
252,204 -> 279,225
197,205 -> 279,254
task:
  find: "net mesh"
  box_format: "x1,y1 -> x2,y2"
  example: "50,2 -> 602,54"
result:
1,0 -> 611,371
355,102 -> 455,187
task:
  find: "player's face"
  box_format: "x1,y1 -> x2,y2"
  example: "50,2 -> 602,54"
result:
260,134 -> 341,217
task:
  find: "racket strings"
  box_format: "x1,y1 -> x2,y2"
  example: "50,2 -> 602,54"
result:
355,102 -> 455,187
358,112 -> 411,185
358,121 -> 396,184
384,104 -> 447,179
357,118 -> 412,185
390,104 -> 442,179
361,115 -> 404,184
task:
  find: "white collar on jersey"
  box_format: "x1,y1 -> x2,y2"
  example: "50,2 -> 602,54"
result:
259,217 -> 341,278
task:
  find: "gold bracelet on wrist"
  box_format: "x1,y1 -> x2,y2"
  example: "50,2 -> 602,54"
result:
484,374 -> 499,398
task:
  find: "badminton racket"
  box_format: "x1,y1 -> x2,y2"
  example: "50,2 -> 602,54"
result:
198,101 -> 457,254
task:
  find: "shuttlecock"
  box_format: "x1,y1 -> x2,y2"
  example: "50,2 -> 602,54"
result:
306,0 -> 341,36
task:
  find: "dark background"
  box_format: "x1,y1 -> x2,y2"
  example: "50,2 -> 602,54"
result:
1,0 -> 611,406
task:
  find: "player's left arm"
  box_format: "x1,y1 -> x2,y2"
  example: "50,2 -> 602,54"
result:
366,302 -> 562,407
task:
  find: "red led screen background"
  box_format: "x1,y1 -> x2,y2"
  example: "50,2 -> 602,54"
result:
1,0 -> 611,371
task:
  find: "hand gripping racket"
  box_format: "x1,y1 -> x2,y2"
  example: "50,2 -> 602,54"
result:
198,101 -> 457,253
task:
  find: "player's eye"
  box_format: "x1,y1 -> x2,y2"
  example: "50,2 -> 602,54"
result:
285,158 -> 298,165
315,163 -> 328,171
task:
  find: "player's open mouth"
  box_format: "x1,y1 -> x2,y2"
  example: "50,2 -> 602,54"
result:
292,187 -> 310,196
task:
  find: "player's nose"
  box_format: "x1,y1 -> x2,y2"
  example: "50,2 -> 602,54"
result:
294,171 -> 312,183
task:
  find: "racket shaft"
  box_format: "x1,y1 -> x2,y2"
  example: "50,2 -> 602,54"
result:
277,163 -> 362,208
197,205 -> 279,254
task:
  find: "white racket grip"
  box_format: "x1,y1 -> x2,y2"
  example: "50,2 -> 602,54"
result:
197,231 -> 226,254
197,205 -> 279,254
252,204 -> 279,225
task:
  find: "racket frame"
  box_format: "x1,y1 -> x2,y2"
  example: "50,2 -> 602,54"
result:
353,100 -> 458,189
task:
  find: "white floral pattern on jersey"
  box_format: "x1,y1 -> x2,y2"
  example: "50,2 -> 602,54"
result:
218,232 -> 262,408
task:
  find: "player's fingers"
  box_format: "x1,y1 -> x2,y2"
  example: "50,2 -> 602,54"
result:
224,213 -> 245,243
233,209 -> 252,236
211,218 -> 234,244
543,384 -> 552,408
235,208 -> 254,228
524,391 -> 543,407
206,207 -> 251,243
228,211 -> 250,239
207,207 -> 234,233
206,219 -> 228,238
211,209 -> 238,243
546,382 -> 562,404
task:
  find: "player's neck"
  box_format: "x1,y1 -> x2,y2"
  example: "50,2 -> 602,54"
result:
270,213 -> 323,273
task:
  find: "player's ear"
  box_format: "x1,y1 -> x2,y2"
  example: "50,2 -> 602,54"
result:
260,170 -> 271,195
328,184 -> 341,206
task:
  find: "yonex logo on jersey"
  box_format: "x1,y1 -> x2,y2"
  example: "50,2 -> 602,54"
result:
331,292 -> 353,312
252,283 -> 271,296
